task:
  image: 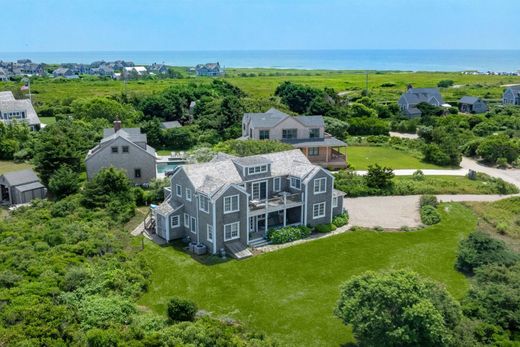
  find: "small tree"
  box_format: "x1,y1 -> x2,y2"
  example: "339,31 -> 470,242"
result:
167,297 -> 197,322
335,270 -> 461,347
365,164 -> 394,190
48,166 -> 80,199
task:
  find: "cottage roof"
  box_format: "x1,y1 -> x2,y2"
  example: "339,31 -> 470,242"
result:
87,128 -> 156,159
288,136 -> 347,148
401,87 -> 444,106
244,108 -> 325,129
161,121 -> 182,129
1,169 -> 40,187
459,96 -> 480,105
14,181 -> 45,192
0,92 -> 41,126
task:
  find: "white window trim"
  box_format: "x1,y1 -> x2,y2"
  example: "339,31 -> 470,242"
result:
199,195 -> 209,213
332,196 -> 338,208
184,213 -> 189,228
224,222 -> 240,241
207,224 -> 213,242
190,216 -> 197,234
273,177 -> 281,192
314,177 -> 327,194
224,195 -> 240,214
176,184 -> 182,197
171,215 -> 180,228
290,177 -> 301,190
186,188 -> 192,201
247,165 -> 268,176
313,202 -> 326,219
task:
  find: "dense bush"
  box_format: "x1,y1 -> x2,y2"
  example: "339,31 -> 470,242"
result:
213,139 -> 293,157
266,225 -> 312,244
420,205 -> 441,225
456,231 -> 518,274
315,223 -> 337,233
420,195 -> 438,208
167,297 -> 197,322
332,212 -> 349,227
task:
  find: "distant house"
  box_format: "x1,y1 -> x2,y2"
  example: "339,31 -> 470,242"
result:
122,66 -> 148,79
195,62 -> 224,77
398,87 -> 444,117
0,169 -> 46,205
459,96 -> 488,114
0,91 -> 41,130
161,121 -> 182,129
85,121 -> 157,185
52,67 -> 76,79
148,63 -> 169,75
503,85 -> 520,105
241,108 -> 347,169
0,68 -> 8,81
91,65 -> 114,76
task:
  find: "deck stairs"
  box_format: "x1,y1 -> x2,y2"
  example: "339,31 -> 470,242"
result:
225,241 -> 253,260
249,238 -> 271,248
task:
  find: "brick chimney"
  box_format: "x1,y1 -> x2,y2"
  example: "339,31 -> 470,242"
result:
114,119 -> 122,132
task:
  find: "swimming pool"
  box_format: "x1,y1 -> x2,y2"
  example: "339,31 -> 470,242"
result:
156,162 -> 180,174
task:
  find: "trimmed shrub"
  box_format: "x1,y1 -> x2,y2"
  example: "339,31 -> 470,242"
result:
167,297 -> 197,322
332,212 -> 349,228
420,195 -> 438,208
420,205 -> 441,225
266,226 -> 312,244
412,169 -> 425,181
315,223 -> 337,233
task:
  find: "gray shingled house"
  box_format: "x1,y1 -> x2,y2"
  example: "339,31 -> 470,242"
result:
241,108 -> 348,169
398,87 -> 444,117
85,121 -> 157,185
459,96 -> 488,114
0,91 -> 41,130
0,169 -> 46,205
195,62 -> 224,76
503,85 -> 520,105
153,149 -> 346,257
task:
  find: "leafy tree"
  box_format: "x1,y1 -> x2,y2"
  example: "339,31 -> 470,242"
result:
335,270 -> 461,347
71,97 -> 139,123
437,80 -> 454,88
348,117 -> 389,135
365,164 -> 394,190
164,126 -> 197,150
274,81 -> 321,114
348,102 -> 378,118
140,117 -> 164,148
213,139 -> 293,157
167,297 -> 197,322
477,135 -> 519,164
323,117 -> 349,139
48,166 -> 80,199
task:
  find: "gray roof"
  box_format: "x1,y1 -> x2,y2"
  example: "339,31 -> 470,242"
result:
288,136 -> 347,148
401,88 -> 444,106
180,149 -> 318,197
14,181 -> 45,192
0,92 -> 40,126
102,128 -> 147,144
156,200 -> 183,215
161,121 -> 182,129
459,96 -> 481,105
1,169 -> 40,186
244,108 -> 324,129
507,85 -> 520,91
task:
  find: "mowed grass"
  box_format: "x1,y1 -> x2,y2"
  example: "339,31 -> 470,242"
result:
0,161 -> 33,175
139,203 -> 475,347
346,146 -> 445,170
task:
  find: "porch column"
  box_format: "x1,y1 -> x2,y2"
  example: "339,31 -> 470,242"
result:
325,146 -> 329,163
283,194 -> 287,227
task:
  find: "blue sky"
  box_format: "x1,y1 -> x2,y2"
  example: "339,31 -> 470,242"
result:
1,0 -> 520,51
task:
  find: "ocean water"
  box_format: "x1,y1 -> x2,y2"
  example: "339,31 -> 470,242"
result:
1,50 -> 520,72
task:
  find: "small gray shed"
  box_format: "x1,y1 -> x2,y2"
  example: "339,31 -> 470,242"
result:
0,169 -> 46,205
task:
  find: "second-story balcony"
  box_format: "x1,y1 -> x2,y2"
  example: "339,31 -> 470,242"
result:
249,192 -> 303,214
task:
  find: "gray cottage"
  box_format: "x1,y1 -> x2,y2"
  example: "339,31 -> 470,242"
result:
459,96 -> 488,114
241,108 -> 348,169
0,169 -> 46,205
398,87 -> 444,117
503,85 -> 520,105
0,91 -> 41,130
86,121 -> 157,185
153,149 -> 346,257
195,62 -> 224,76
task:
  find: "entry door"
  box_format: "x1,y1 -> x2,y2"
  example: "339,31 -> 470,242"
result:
252,181 -> 267,200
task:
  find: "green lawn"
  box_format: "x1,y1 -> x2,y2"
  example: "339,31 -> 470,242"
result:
39,116 -> 56,125
139,203 -> 475,347
0,161 -> 33,175
346,146 -> 446,170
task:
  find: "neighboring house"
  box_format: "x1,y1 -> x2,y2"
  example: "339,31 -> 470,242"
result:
241,108 -> 348,169
503,85 -> 520,105
85,121 -> 157,185
195,62 -> 224,76
153,149 -> 346,256
0,91 -> 41,130
161,121 -> 182,129
91,65 -> 114,76
122,66 -> 148,78
459,96 -> 488,113
52,67 -> 76,78
0,169 -> 46,205
398,87 -> 444,117
148,63 -> 169,75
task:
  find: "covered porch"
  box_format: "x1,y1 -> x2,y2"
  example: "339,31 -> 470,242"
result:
248,206 -> 303,241
301,145 -> 347,169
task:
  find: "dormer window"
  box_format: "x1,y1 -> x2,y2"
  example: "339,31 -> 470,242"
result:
282,129 -> 297,140
247,165 -> 268,175
309,128 -> 320,138
290,177 -> 301,190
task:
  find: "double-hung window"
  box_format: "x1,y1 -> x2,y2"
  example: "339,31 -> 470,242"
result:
290,177 -> 301,190
176,184 -> 182,197
184,213 -> 189,228
313,202 -> 326,219
333,196 -> 339,208
309,128 -> 320,138
273,177 -> 281,192
259,130 -> 270,140
224,222 -> 240,241
308,147 -> 320,156
314,177 -> 327,194
199,195 -> 209,213
186,188 -> 192,201
224,195 -> 239,213
111,146 -> 118,153
171,215 -> 180,228
207,225 -> 213,242
282,128 -> 297,140
190,216 -> 197,233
